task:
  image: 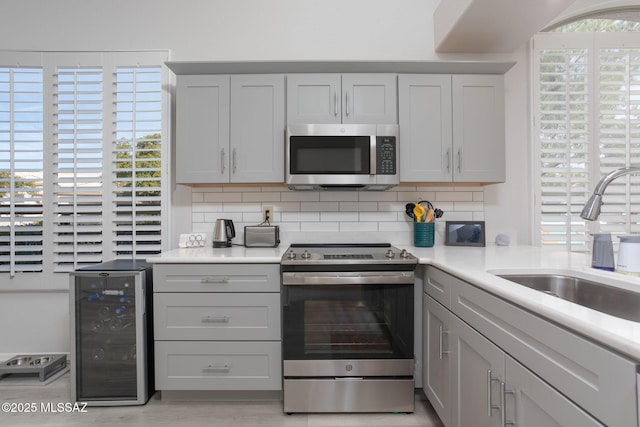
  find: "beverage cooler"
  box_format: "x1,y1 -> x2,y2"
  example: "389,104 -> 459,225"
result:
69,260 -> 154,405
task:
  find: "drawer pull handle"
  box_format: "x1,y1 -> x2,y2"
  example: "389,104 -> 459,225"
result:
204,364 -> 231,372
500,381 -> 515,427
200,277 -> 229,284
487,369 -> 501,417
202,315 -> 230,323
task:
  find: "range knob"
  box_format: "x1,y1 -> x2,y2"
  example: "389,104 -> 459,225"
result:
385,249 -> 395,258
400,249 -> 410,258
302,250 -> 311,259
287,250 -> 297,260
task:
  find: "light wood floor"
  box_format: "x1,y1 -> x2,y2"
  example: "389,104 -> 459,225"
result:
1,372 -> 444,427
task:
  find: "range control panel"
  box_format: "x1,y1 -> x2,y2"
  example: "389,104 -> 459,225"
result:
376,136 -> 396,175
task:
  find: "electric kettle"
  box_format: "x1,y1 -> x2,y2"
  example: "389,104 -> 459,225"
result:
213,219 -> 236,247
616,234 -> 640,276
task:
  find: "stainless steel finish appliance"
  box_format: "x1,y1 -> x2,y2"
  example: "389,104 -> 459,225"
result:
281,243 -> 417,413
286,124 -> 399,191
69,260 -> 154,406
213,218 -> 236,247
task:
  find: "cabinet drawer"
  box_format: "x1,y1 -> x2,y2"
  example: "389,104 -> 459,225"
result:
153,264 -> 279,292
424,266 -> 456,307
451,277 -> 637,427
154,293 -> 280,341
155,341 -> 281,391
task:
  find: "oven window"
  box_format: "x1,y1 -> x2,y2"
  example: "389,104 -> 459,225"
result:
282,284 -> 413,360
289,136 -> 370,174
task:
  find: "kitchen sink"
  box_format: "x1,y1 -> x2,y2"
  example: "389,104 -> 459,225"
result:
495,273 -> 640,322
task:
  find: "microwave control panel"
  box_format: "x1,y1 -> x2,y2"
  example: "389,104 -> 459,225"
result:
376,136 -> 397,175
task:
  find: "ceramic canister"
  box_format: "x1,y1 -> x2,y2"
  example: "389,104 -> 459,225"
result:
616,234 -> 640,276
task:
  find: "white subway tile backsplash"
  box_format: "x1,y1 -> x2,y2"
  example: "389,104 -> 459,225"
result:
301,202 -> 340,212
340,222 -> 378,232
339,201 -> 378,212
359,211 -> 398,222
187,186 -> 485,242
321,212 -> 359,222
242,192 -> 280,202
319,192 -> 358,202
204,192 -> 242,203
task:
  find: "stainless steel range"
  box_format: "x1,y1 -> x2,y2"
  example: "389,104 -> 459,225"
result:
281,243 -> 418,413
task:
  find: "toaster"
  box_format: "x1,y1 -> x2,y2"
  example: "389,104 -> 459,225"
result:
244,225 -> 280,247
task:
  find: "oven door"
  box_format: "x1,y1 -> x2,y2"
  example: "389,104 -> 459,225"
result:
281,272 -> 414,362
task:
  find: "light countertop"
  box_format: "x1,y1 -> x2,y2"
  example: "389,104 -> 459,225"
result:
147,233 -> 640,362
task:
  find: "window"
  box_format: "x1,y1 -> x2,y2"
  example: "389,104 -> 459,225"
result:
533,20 -> 640,250
0,51 -> 169,287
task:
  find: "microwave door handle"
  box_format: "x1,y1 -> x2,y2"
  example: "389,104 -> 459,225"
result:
370,136 -> 376,175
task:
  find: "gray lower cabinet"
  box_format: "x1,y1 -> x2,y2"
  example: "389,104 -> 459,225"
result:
153,264 -> 281,393
423,266 -> 635,427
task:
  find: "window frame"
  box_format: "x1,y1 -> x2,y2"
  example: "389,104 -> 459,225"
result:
532,32 -> 640,250
0,50 -> 171,290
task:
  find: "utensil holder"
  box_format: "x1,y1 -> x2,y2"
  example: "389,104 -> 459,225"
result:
414,222 -> 435,247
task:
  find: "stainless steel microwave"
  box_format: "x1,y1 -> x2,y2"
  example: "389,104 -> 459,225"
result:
285,124 -> 399,191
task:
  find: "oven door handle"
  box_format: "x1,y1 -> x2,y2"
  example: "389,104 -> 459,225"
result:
282,271 -> 414,285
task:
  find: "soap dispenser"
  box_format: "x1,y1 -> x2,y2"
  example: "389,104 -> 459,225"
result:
591,233 -> 614,272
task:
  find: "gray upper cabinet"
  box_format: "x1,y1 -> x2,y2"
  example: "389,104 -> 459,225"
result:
287,74 -> 397,124
176,75 -> 230,183
230,75 -> 285,183
399,74 -> 505,183
175,74 -> 285,184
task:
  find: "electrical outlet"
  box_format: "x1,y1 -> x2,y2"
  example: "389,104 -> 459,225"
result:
263,205 -> 273,222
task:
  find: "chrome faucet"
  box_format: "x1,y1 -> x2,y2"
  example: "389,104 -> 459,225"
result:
580,167 -> 640,221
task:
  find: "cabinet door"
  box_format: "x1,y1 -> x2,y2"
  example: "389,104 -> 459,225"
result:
451,315 -> 503,427
452,75 -> 505,182
286,74 -> 341,124
342,74 -> 397,124
230,75 -> 285,182
176,75 -> 230,183
505,357 -> 604,427
399,74 -> 452,182
423,295 -> 452,426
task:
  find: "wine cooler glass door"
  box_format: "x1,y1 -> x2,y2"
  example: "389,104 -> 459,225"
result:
74,274 -> 139,400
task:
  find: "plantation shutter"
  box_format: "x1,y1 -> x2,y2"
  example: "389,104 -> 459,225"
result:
596,44 -> 640,235
534,33 -> 640,249
52,66 -> 105,272
113,66 -> 163,259
0,67 -> 44,275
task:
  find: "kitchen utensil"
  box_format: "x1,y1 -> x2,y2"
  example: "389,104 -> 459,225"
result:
405,203 -> 416,220
417,200 -> 444,220
617,234 -> 640,276
413,204 -> 425,222
213,219 -> 236,247
425,209 -> 434,223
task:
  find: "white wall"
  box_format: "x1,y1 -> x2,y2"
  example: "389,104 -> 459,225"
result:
0,0 -> 588,353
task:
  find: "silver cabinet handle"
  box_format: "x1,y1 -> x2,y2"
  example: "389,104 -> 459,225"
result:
204,364 -> 230,372
500,382 -> 515,427
334,92 -> 338,117
457,148 -> 462,173
446,148 -> 451,173
487,370 -> 501,417
438,325 -> 449,360
220,148 -> 226,174
200,277 -> 229,284
202,315 -> 230,323
345,91 -> 349,117
232,148 -> 237,174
